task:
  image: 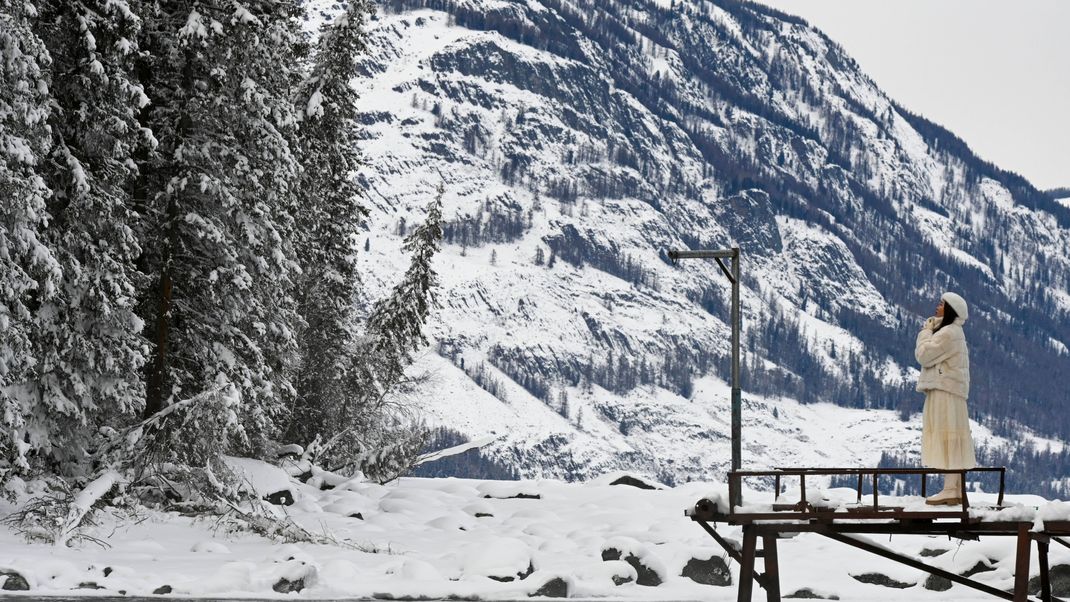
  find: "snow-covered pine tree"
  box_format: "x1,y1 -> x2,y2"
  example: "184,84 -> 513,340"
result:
22,0 -> 151,473
320,188 -> 441,474
134,0 -> 306,463
0,0 -> 62,473
284,0 -> 373,449
362,186 -> 443,405
308,188 -> 442,474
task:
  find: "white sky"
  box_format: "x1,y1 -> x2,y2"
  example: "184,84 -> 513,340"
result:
754,0 -> 1070,191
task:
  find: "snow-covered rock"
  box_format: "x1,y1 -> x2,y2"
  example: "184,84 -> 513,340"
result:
223,456 -> 299,505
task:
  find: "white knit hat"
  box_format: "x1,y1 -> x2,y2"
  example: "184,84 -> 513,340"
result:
941,292 -> 968,321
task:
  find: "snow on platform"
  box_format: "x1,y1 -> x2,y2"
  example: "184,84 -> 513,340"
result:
1,464 -> 1068,600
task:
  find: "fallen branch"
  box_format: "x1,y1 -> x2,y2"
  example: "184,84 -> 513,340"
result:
216,496 -> 363,550
56,470 -> 121,548
413,435 -> 499,466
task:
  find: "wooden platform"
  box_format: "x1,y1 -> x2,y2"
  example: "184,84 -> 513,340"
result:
689,467 -> 1067,602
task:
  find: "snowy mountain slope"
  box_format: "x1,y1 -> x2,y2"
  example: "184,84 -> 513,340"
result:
351,1 -> 1070,487
412,349 -> 1012,482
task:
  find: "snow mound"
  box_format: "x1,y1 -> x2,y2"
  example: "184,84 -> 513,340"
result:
427,512 -> 478,531
460,537 -> 532,579
378,497 -> 422,514
462,500 -> 495,516
321,495 -> 372,517
190,541 -> 230,554
397,558 -> 444,581
573,559 -> 637,586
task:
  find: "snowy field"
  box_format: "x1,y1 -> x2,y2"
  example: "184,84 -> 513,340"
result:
1,460 -> 1068,601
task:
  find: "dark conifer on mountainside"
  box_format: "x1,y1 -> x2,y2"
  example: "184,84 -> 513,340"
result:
132,0 -> 307,460
0,0 -> 61,470
285,0 -> 373,450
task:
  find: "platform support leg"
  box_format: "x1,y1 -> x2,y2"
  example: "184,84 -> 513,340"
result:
763,535 -> 781,602
1038,537 -> 1051,602
1014,524 -> 1032,602
738,526 -> 758,602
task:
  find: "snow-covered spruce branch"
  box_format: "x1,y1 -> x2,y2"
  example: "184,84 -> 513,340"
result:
2,472 -> 119,548
306,420 -> 429,483
90,386 -> 229,463
412,435 -> 499,467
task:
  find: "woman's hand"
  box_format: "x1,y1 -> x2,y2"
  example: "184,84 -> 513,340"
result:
924,316 -> 940,331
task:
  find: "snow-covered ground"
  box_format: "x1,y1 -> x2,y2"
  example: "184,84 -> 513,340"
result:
2,462 -> 1067,600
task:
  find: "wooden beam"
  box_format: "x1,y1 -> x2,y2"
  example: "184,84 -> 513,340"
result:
738,526 -> 757,602
1038,538 -> 1051,602
1015,524 -> 1032,602
763,535 -> 781,602
999,468 -> 1006,507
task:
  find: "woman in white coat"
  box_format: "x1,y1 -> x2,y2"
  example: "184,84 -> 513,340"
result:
915,292 -> 976,505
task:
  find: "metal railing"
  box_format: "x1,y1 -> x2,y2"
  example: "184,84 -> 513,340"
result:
725,466 -> 1006,517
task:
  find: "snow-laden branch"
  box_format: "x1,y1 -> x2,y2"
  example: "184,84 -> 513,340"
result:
413,435 -> 499,466
55,470 -> 121,548
91,385 -> 228,461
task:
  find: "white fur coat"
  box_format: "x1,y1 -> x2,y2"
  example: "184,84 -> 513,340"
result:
915,317 -> 970,399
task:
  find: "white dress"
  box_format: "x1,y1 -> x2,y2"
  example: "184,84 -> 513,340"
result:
921,389 -> 976,469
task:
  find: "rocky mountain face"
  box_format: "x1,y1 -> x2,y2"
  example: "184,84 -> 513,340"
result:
350,0 -> 1070,489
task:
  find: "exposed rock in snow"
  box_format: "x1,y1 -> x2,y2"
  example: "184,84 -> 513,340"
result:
849,572 -> 916,589
680,555 -> 732,586
1029,564 -> 1070,597
0,570 -> 30,591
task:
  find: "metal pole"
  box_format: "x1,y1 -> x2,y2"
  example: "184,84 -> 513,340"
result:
731,247 -> 741,485
668,247 -> 743,508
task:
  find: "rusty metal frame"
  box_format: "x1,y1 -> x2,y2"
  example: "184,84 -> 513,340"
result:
732,466 -> 1007,519
690,517 -> 1061,602
688,466 -> 1063,602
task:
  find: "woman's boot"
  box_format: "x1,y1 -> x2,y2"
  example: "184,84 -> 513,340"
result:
925,473 -> 962,505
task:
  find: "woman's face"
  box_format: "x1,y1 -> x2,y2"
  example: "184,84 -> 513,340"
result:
936,300 -> 945,318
